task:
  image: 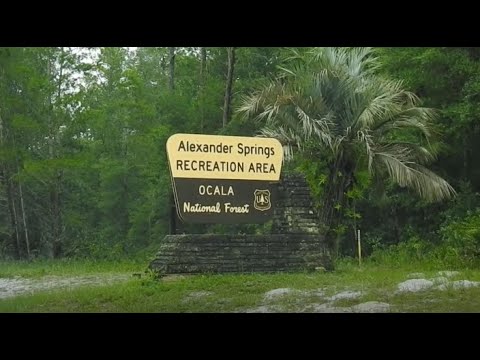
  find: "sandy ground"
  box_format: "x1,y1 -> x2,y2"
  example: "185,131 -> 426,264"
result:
0,274 -> 131,300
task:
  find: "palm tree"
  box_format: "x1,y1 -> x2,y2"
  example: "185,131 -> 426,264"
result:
238,47 -> 455,231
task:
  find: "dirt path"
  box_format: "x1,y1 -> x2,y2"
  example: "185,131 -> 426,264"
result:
0,274 -> 131,300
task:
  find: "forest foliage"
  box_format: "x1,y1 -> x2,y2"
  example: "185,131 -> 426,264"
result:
1,47 -> 479,264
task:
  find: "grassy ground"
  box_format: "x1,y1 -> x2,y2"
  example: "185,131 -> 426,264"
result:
0,258 -> 145,278
1,259 -> 480,312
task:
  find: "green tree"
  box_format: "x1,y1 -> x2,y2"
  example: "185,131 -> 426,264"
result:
238,47 -> 456,236
356,47 -> 480,249
378,48 -> 480,188
222,47 -> 236,127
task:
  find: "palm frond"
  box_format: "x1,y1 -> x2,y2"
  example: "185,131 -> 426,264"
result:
356,130 -> 374,173
238,47 -> 455,204
236,82 -> 282,121
375,152 -> 456,202
384,141 -> 436,164
259,125 -> 302,160
373,107 -> 436,139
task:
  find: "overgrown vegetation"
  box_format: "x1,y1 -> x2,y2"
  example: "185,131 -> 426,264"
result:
1,47 -> 480,266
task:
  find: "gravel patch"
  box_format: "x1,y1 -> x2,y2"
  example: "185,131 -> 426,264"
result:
397,279 -> 434,293
438,271 -> 460,278
307,303 -> 353,313
451,280 -> 480,289
351,301 -> 390,313
431,276 -> 449,285
264,288 -> 295,301
327,290 -> 363,301
0,274 -> 130,300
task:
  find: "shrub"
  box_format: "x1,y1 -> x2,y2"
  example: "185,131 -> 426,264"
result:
438,208 -> 480,263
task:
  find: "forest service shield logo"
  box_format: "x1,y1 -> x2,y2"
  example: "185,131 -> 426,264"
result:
254,189 -> 271,211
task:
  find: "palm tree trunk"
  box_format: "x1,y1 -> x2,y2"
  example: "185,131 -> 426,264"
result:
319,159 -> 355,255
222,47 -> 236,128
320,160 -> 346,226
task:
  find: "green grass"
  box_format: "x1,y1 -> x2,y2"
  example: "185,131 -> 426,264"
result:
2,259 -> 480,312
0,258 -> 147,278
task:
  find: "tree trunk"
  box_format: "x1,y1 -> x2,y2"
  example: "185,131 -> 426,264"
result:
18,182 -> 30,258
318,159 -> 355,256
9,126 -> 31,259
167,48 -> 179,231
200,47 -> 207,80
4,172 -> 21,258
319,163 -> 346,226
0,112 -> 21,258
12,144 -> 30,259
122,138 -> 129,238
463,135 -> 468,180
393,207 -> 400,244
222,47 -> 236,128
51,182 -> 62,258
169,47 -> 176,91
48,54 -> 63,258
200,47 -> 207,131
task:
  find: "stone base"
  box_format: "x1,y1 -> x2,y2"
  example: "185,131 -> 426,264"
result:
149,234 -> 332,275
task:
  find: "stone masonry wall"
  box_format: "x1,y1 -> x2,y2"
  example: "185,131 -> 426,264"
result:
272,174 -> 322,234
149,233 -> 332,275
149,174 -> 331,275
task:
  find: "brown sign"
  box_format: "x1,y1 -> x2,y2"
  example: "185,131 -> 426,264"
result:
166,134 -> 283,224
172,179 -> 277,223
